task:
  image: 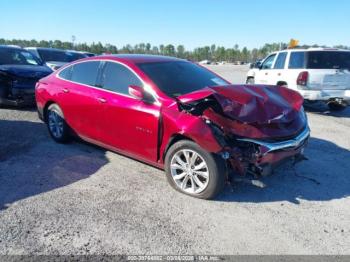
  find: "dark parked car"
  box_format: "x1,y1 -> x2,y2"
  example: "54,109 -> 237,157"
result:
26,47 -> 87,71
36,55 -> 309,199
0,45 -> 52,106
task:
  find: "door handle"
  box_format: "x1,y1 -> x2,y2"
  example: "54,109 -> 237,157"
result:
97,97 -> 107,103
62,88 -> 69,93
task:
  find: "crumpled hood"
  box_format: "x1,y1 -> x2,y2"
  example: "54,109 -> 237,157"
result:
0,64 -> 52,79
178,84 -> 304,125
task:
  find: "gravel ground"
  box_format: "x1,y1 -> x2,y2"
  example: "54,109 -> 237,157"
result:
0,65 -> 349,255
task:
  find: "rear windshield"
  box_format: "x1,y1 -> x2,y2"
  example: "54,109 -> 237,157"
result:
0,48 -> 42,66
307,51 -> 350,70
38,49 -> 86,63
137,61 -> 229,97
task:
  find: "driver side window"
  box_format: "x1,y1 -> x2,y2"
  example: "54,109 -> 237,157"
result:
261,54 -> 276,70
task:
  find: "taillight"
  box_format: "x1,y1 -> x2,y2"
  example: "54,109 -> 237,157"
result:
297,71 -> 309,86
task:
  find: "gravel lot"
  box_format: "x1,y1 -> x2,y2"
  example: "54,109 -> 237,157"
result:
0,65 -> 349,255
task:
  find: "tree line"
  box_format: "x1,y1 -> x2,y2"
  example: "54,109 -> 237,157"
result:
1,38 -> 349,62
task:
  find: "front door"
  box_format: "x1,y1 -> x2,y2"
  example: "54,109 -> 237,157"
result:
95,61 -> 160,162
255,53 -> 277,84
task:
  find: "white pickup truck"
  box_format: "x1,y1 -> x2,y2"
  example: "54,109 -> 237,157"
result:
246,48 -> 350,111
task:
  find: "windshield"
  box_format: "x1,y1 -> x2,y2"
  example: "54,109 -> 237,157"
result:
0,48 -> 42,66
138,61 -> 229,97
307,51 -> 350,70
38,49 -> 86,63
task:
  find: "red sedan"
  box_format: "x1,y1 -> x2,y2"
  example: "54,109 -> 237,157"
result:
36,55 -> 309,199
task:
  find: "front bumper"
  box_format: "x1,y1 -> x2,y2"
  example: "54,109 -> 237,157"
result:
0,87 -> 35,107
299,89 -> 350,102
229,127 -> 310,176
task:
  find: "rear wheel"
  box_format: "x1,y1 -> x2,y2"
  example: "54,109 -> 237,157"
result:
165,140 -> 226,199
277,81 -> 288,88
246,77 -> 255,84
46,104 -> 70,143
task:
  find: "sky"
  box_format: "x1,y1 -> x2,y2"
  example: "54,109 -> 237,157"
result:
1,0 -> 349,50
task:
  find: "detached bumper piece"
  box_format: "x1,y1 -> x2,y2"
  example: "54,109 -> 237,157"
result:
228,127 -> 310,177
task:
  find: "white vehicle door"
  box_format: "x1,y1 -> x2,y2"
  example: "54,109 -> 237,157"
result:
254,53 -> 277,84
273,52 -> 288,85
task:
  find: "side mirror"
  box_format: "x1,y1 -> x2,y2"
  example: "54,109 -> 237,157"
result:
128,85 -> 144,100
256,61 -> 262,69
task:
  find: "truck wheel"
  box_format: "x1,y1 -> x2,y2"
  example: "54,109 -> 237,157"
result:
165,140 -> 226,199
328,102 -> 347,111
46,104 -> 71,143
246,77 -> 255,84
277,81 -> 288,88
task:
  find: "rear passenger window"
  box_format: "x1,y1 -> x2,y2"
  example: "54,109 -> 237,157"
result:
71,61 -> 100,86
101,62 -> 143,95
289,52 -> 305,69
59,66 -> 72,80
274,52 -> 287,69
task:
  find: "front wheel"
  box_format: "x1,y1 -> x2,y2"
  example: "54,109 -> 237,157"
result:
46,103 -> 71,143
165,140 -> 226,199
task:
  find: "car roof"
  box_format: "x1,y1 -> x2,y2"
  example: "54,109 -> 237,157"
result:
26,47 -> 67,52
0,45 -> 22,50
94,54 -> 185,64
279,47 -> 350,52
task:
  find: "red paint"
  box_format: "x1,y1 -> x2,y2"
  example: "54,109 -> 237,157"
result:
36,55 -> 307,170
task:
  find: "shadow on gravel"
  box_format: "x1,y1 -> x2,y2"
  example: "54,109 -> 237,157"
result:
0,120 -> 109,211
218,137 -> 350,204
304,102 -> 350,118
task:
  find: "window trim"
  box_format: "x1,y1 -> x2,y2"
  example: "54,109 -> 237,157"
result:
288,51 -> 307,69
261,53 -> 277,70
56,59 -> 159,104
273,52 -> 287,69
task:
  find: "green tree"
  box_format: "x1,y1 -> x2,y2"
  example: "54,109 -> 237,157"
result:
176,45 -> 185,58
164,44 -> 175,56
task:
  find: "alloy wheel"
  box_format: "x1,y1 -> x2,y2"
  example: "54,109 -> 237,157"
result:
170,149 -> 209,194
48,110 -> 64,138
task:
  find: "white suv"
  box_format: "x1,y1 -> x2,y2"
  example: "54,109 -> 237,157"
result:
246,48 -> 350,111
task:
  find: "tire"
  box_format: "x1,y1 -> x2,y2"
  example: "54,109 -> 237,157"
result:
164,140 -> 226,199
246,77 -> 254,84
328,102 -> 347,111
277,82 -> 288,88
46,103 -> 70,143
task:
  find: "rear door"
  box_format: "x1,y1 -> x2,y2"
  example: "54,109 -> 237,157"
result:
254,53 -> 277,84
96,61 -> 160,162
57,61 -> 102,140
306,51 -> 350,90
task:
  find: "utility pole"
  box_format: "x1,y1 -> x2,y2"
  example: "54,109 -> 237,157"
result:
71,35 -> 76,48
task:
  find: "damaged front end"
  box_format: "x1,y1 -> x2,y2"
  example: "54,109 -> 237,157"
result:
177,84 -> 310,180
0,71 -> 35,106
0,66 -> 51,107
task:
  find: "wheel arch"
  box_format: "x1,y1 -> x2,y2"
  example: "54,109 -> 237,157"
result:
43,101 -> 56,122
276,81 -> 288,87
162,134 -> 194,162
